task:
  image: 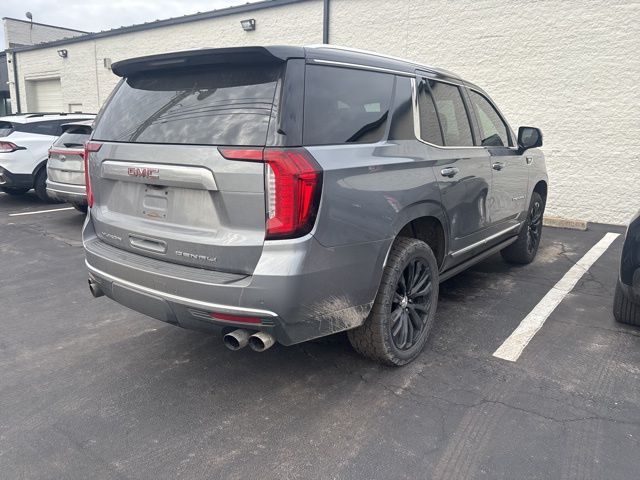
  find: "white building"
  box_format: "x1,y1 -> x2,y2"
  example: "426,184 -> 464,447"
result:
4,0 -> 639,226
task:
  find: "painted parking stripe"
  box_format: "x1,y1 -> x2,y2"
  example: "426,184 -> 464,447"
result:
8,207 -> 74,217
493,232 -> 620,362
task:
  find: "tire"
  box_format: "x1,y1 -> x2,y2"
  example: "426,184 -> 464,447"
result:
613,282 -> 640,326
501,191 -> 545,264
72,204 -> 88,214
348,237 -> 439,366
0,187 -> 30,195
33,169 -> 59,203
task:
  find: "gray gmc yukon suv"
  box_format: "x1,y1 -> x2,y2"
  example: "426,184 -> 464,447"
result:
83,46 -> 547,365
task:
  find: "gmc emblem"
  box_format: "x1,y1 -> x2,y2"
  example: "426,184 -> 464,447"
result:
128,167 -> 159,179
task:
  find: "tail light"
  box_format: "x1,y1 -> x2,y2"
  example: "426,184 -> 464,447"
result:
0,141 -> 24,153
83,141 -> 102,208
218,147 -> 323,239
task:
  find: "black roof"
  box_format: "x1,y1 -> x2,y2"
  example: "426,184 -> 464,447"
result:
112,45 -> 465,85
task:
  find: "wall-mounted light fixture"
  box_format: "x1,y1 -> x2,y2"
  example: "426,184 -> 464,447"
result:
103,58 -> 112,70
240,19 -> 256,31
57,49 -> 68,58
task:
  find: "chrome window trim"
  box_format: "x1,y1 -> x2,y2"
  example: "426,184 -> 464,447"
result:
450,223 -> 521,257
86,260 -> 279,317
309,59 -> 414,78
411,77 -> 485,150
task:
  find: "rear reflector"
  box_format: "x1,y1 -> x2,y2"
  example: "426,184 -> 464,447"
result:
218,147 -> 322,240
210,312 -> 262,324
83,141 -> 102,208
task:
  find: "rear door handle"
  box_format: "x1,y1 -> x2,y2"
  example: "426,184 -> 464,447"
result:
440,167 -> 459,178
492,162 -> 505,171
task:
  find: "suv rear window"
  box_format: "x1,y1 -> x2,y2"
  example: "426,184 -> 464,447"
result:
53,125 -> 92,148
303,65 -> 393,145
93,65 -> 281,146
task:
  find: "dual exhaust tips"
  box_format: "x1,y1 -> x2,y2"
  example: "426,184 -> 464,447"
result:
88,279 -> 275,352
223,329 -> 276,352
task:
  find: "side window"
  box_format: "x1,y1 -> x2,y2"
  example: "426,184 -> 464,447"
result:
469,90 -> 510,147
428,80 -> 474,147
303,65 -> 394,145
417,80 -> 444,145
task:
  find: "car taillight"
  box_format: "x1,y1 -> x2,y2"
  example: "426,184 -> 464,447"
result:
0,141 -> 23,153
218,147 -> 323,239
83,141 -> 102,208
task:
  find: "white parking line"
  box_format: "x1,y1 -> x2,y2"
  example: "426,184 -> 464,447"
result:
8,207 -> 74,217
493,232 -> 620,362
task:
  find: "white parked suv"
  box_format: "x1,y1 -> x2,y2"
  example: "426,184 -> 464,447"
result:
0,113 -> 95,201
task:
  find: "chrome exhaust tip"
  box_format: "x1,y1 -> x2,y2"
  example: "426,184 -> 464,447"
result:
88,279 -> 104,298
223,329 -> 251,351
248,331 -> 276,352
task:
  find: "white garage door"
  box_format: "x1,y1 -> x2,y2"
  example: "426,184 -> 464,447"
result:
27,78 -> 63,112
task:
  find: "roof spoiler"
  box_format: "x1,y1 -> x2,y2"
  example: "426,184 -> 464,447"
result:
111,46 -> 305,77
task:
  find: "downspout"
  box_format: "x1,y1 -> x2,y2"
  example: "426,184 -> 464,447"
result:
323,0 -> 330,44
11,51 -> 21,113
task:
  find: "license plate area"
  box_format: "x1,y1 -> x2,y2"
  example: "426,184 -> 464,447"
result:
142,185 -> 169,220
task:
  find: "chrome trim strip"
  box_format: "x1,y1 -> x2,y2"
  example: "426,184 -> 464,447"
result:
450,223 -> 521,257
46,187 -> 86,197
101,161 -> 218,190
85,260 -> 278,317
310,59 -> 414,77
305,44 -> 458,77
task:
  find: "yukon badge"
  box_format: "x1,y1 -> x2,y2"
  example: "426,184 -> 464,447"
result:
128,167 -> 159,179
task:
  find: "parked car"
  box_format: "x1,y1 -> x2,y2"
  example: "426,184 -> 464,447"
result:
0,113 -> 95,201
83,46 -> 547,365
46,120 -> 94,213
614,210 -> 640,326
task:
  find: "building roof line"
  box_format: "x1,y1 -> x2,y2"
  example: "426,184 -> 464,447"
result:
2,17 -> 89,34
7,0 -> 306,54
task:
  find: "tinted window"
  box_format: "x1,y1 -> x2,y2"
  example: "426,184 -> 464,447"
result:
303,66 -> 393,145
17,120 -> 64,136
429,80 -> 474,147
93,65 -> 281,146
53,125 -> 92,148
0,121 -> 14,137
388,76 -> 415,141
417,80 -> 444,145
469,90 -> 510,147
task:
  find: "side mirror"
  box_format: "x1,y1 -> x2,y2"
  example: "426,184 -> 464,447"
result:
518,126 -> 543,152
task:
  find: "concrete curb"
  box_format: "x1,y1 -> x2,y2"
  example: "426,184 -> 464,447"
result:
543,216 -> 588,231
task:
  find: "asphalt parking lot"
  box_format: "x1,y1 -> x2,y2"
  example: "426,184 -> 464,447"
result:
1,191 -> 639,480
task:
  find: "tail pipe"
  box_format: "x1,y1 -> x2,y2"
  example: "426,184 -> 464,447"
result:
249,331 -> 276,352
223,329 -> 251,351
88,279 -> 104,298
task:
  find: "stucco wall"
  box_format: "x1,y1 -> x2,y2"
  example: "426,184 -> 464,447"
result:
10,0 -> 640,225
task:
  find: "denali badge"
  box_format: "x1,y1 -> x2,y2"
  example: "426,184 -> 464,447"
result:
176,250 -> 217,263
128,167 -> 159,179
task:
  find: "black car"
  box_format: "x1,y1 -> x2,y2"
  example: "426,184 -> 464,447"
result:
614,210 -> 640,326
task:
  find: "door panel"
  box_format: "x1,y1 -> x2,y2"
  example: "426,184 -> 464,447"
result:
467,89 -> 528,226
415,76 -> 492,253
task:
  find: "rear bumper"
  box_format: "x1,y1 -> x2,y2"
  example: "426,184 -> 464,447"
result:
83,214 -> 389,345
0,167 -> 33,189
46,179 -> 87,204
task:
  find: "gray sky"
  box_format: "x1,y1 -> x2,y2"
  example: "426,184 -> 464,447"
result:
1,0 -> 258,50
